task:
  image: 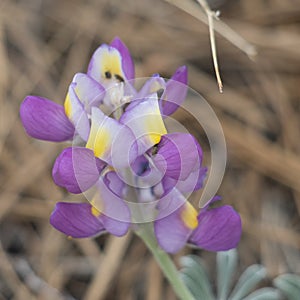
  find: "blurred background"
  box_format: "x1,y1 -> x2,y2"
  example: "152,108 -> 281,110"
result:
1,0 -> 300,299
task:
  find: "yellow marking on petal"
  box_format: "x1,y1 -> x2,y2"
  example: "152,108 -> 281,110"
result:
64,92 -> 72,117
103,166 -> 115,174
90,196 -> 103,217
74,86 -> 82,101
149,132 -> 162,145
91,206 -> 101,217
181,202 -> 198,229
100,48 -> 124,81
86,124 -> 111,158
67,236 -> 73,240
144,105 -> 167,145
150,81 -> 163,93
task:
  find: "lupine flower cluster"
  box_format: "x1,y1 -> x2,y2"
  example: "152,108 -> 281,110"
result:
20,37 -> 241,254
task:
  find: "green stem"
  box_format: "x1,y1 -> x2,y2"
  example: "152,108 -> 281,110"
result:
136,224 -> 195,300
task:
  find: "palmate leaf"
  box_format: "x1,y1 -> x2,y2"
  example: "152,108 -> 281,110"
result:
180,251 -> 299,300
228,264 -> 267,300
217,249 -> 238,300
273,274 -> 300,300
242,287 -> 281,300
179,255 -> 214,300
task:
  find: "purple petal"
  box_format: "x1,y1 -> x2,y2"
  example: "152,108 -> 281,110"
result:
189,205 -> 242,251
204,195 -> 222,208
52,147 -> 105,194
103,171 -> 125,198
154,190 -> 196,253
131,155 -> 150,176
100,214 -> 129,237
137,74 -> 165,99
110,37 -> 135,81
20,96 -> 75,142
153,133 -> 202,181
130,155 -> 163,189
91,177 -> 131,236
155,212 -> 191,254
50,202 -> 105,238
160,65 -> 188,116
162,167 -> 207,194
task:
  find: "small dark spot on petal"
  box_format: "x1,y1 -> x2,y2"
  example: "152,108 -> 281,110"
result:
114,74 -> 124,82
151,144 -> 159,155
157,88 -> 164,98
105,71 -> 112,79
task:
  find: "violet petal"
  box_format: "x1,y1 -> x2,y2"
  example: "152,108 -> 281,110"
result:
189,205 -> 242,251
91,177 -> 131,236
160,65 -> 188,116
50,202 -> 105,238
153,133 -> 202,181
52,147 -> 105,194
162,167 -> 207,194
103,171 -> 125,198
154,190 -> 194,253
20,96 -> 74,142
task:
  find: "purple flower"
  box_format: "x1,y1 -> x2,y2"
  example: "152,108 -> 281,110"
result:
20,73 -> 105,142
20,37 -> 187,143
50,94 -> 241,253
155,195 -> 242,253
51,146 -> 131,237
20,37 -> 134,142
20,37 -> 242,253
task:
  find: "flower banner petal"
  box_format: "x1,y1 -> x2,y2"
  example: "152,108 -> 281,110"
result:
20,96 -> 74,142
87,44 -> 125,84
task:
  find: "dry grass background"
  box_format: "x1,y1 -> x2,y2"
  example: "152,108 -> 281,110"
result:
0,0 -> 300,299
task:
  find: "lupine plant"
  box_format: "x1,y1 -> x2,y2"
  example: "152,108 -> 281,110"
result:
20,37 -> 242,300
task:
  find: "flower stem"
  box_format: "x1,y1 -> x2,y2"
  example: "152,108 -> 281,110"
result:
136,224 -> 195,300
